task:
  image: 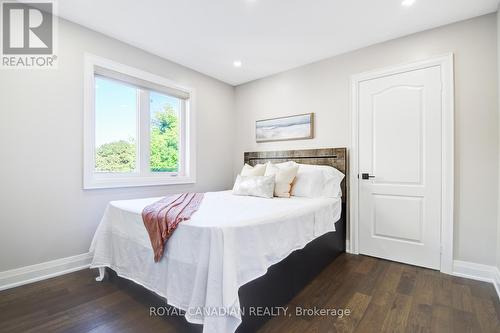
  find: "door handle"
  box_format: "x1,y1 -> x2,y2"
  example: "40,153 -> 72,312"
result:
361,173 -> 375,180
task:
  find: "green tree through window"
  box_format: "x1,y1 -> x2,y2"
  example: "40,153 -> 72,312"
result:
150,104 -> 179,172
95,139 -> 136,172
95,104 -> 179,173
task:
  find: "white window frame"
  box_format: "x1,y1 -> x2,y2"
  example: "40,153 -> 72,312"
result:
83,54 -> 196,189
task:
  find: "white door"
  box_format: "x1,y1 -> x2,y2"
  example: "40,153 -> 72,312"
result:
358,65 -> 442,269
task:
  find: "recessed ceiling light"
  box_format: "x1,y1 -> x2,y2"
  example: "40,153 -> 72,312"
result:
233,60 -> 242,68
401,0 -> 416,6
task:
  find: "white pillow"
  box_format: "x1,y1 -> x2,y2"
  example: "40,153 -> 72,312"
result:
274,161 -> 296,168
264,162 -> 299,198
232,175 -> 275,198
291,164 -> 345,198
240,163 -> 267,176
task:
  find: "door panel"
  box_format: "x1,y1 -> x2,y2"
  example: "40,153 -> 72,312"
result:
373,86 -> 423,185
358,66 -> 442,270
372,195 -> 423,243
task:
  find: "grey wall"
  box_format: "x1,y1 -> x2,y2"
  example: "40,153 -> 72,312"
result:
234,14 -> 499,265
497,9 -> 500,271
1,13 -> 498,273
0,19 -> 235,271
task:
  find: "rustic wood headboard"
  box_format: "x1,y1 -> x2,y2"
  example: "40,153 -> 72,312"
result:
244,148 -> 348,203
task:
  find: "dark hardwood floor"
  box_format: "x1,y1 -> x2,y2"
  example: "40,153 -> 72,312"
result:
1,254 -> 499,333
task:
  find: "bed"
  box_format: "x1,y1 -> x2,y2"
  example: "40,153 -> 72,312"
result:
90,148 -> 347,333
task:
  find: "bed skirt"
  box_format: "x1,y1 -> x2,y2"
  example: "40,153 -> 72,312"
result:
103,204 -> 346,333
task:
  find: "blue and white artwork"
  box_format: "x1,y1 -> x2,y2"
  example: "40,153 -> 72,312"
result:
256,113 -> 314,142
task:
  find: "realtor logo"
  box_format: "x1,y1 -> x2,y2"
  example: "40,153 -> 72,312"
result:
1,0 -> 57,68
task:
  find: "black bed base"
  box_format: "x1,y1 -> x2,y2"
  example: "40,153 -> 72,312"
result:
105,206 -> 346,333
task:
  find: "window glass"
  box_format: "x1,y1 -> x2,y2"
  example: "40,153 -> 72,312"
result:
149,91 -> 180,173
94,77 -> 137,173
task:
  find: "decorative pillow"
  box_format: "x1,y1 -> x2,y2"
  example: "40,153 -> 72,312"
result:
264,162 -> 299,198
291,164 -> 345,198
274,161 -> 296,168
240,163 -> 267,177
232,175 -> 275,198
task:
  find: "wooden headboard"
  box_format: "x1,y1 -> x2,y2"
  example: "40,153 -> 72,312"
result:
244,148 -> 348,203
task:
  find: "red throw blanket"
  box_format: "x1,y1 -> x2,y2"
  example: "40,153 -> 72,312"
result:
142,193 -> 204,262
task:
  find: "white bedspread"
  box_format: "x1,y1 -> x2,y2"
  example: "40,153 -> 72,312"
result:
90,190 -> 341,333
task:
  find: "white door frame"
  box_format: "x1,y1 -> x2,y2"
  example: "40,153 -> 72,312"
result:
349,54 -> 455,274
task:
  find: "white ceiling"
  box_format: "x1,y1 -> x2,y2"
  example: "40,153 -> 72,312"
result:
57,0 -> 499,85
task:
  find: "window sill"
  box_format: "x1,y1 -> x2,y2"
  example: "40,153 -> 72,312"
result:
83,176 -> 196,190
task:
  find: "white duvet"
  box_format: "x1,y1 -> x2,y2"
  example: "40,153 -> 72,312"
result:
90,190 -> 341,333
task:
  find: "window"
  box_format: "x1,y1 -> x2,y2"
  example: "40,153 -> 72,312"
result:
84,54 -> 195,189
94,77 -> 138,173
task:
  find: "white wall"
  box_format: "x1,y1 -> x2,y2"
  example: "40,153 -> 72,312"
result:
497,9 -> 500,271
0,19 -> 235,272
234,14 -> 499,266
0,13 -> 498,274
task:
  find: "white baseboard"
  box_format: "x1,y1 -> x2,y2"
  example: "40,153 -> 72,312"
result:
493,268 -> 500,299
0,252 -> 92,291
345,239 -> 352,253
452,260 -> 500,300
